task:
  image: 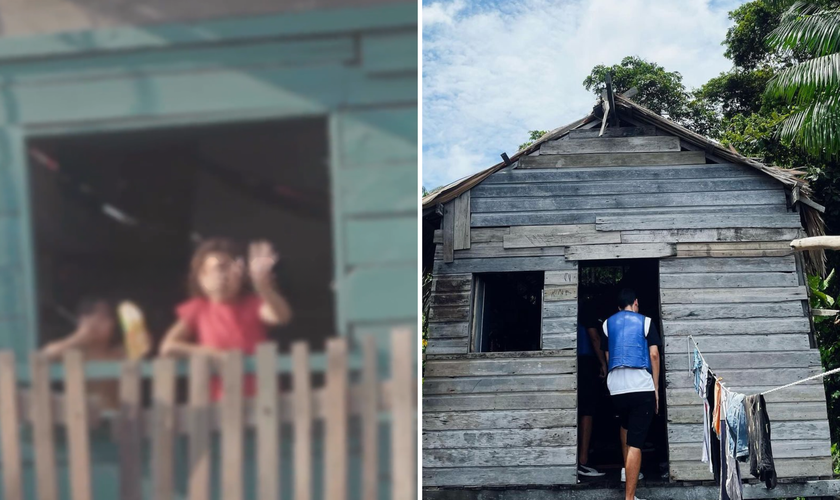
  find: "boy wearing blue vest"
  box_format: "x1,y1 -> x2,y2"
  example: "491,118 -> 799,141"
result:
600,288 -> 661,500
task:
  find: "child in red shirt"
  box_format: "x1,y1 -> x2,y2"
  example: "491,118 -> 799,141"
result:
160,238 -> 293,399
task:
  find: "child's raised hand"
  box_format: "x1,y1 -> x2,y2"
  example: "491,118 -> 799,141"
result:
248,240 -> 278,288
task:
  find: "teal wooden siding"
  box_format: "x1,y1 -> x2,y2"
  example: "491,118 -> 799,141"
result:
0,2 -> 418,358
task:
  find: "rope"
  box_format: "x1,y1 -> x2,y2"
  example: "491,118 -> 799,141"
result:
688,334 -> 840,396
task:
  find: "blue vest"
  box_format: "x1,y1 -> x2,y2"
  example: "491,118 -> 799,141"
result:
577,324 -> 594,357
606,310 -> 651,373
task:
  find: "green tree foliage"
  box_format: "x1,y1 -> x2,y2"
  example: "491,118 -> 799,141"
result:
518,130 -> 547,150
764,0 -> 840,158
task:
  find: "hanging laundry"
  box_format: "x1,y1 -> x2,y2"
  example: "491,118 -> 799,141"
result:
713,378 -> 722,437
719,388 -> 743,500
745,394 -> 777,489
705,372 -> 721,481
698,358 -> 711,466
692,348 -> 704,395
725,392 -> 749,461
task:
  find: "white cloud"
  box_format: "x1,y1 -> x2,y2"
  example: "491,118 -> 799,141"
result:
422,0 -> 747,189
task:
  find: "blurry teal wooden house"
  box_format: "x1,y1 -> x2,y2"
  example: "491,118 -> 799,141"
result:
0,1 -> 417,499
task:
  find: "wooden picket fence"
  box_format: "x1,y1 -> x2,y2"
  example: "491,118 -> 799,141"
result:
0,330 -> 416,500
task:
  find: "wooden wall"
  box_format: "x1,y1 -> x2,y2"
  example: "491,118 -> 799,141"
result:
423,126 -> 832,487
423,351 -> 578,486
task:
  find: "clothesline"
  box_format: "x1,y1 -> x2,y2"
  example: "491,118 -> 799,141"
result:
687,334 -> 840,396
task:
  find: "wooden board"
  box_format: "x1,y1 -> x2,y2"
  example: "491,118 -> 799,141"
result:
188,355 -> 211,500
661,302 -> 806,320
669,457 -> 832,481
432,274 -> 471,293
453,191 -> 470,250
428,305 -> 470,323
391,329 -> 416,500
422,465 -> 576,487
436,241 -> 566,259
663,350 -> 820,371
621,228 -> 799,244
423,427 -> 575,449
545,271 -> 578,285
151,358 -> 176,500
423,392 -> 576,412
518,151 -> 706,168
361,336 -> 378,500
667,403 -> 827,425
544,285 -> 578,301
659,256 -> 796,273
472,190 -> 782,213
442,201 -> 454,263
669,440 -> 829,461
256,345 -> 279,500
426,322 -> 470,339
425,338 -> 470,355
597,214 -> 801,231
430,292 -> 470,307
424,446 -> 576,468
541,136 -> 680,154
666,367 -> 818,389
0,352 -> 22,500
423,409 -> 576,431
542,334 -> 576,350
543,300 -> 577,318
564,243 -> 675,261
472,177 -> 781,198
663,317 -> 811,336
660,272 -> 799,289
667,385 -> 826,406
30,353 -> 58,500
325,339 -> 348,500
293,342 -> 312,500
567,126 -> 655,139
423,374 -> 575,395
503,231 -> 620,248
484,163 -> 759,184
470,227 -> 510,243
64,351 -> 92,500
434,256 -> 575,274
668,420 -> 829,444
424,357 -> 576,377
660,286 -> 807,303
664,334 -> 811,353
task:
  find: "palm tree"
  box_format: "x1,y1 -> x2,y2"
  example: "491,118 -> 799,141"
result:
765,0 -> 840,158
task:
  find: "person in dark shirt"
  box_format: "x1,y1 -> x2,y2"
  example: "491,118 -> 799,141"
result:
577,302 -> 608,477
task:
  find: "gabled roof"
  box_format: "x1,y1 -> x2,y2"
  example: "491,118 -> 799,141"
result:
422,94 -> 826,274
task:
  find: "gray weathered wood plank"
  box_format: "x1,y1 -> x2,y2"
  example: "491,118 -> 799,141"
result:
667,367 -> 818,389
423,374 -> 576,395
662,302 -> 806,320
542,317 -> 576,333
660,272 -> 799,289
484,163 -> 759,184
434,256 -> 574,274
659,256 -> 796,273
542,334 -> 576,350
473,191 -> 782,213
433,275 -> 471,293
423,392 -> 576,412
425,341 -> 470,355
668,420 -> 829,445
442,201 -> 454,263
545,271 -> 578,286
428,305 -> 470,323
426,322 -> 470,339
422,409 -> 576,431
622,229 -> 800,244
543,300 -> 577,318
567,126 -> 655,139
519,151 -> 706,168
422,465 -> 577,487
667,403 -> 827,425
669,440 -> 829,462
423,427 -> 575,449
665,333 -> 811,353
423,446 -> 577,468
669,457 -> 832,481
544,286 -> 578,302
436,242 -> 566,259
667,385 -> 826,406
471,205 -> 789,227
472,177 -> 781,198
661,286 -> 807,303
430,292 -> 470,307
424,357 -> 576,377
541,136 -> 680,154
470,227 -> 510,243
510,224 -> 596,235
663,350 -> 819,371
503,231 -> 620,248
663,317 -> 811,336
454,191 -> 470,250
565,243 -> 675,260
598,214 -> 801,231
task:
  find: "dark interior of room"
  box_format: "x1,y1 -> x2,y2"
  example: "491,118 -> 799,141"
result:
474,271 -> 543,352
577,258 -> 668,483
27,117 -> 335,355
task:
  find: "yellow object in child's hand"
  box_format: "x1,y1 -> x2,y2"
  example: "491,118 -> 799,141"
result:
118,301 -> 151,360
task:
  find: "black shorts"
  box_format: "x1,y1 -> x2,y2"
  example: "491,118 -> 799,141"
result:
578,356 -> 604,416
611,391 -> 655,449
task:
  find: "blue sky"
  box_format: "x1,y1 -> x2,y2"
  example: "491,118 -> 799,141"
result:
422,0 -> 748,190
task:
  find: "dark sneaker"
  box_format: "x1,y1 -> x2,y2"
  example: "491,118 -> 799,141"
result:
577,464 -> 605,477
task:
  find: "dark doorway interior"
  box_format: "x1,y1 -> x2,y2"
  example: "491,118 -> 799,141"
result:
472,271 -> 544,352
27,118 -> 335,354
577,258 -> 668,483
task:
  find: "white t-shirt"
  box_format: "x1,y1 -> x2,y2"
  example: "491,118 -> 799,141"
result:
603,316 -> 655,395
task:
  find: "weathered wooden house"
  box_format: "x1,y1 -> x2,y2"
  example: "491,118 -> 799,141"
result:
421,93 -> 838,498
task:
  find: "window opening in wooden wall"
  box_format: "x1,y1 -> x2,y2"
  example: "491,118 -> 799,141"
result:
472,271 -> 544,352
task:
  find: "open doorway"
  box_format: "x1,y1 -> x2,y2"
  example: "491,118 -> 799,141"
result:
577,259 -> 668,483
27,117 -> 335,354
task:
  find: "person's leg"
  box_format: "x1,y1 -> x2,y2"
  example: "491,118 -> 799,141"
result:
579,415 -> 593,465
620,426 -> 628,463
624,446 -> 642,500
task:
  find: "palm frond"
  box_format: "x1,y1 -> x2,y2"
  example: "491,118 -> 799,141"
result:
766,52 -> 840,103
778,93 -> 840,157
768,8 -> 840,55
